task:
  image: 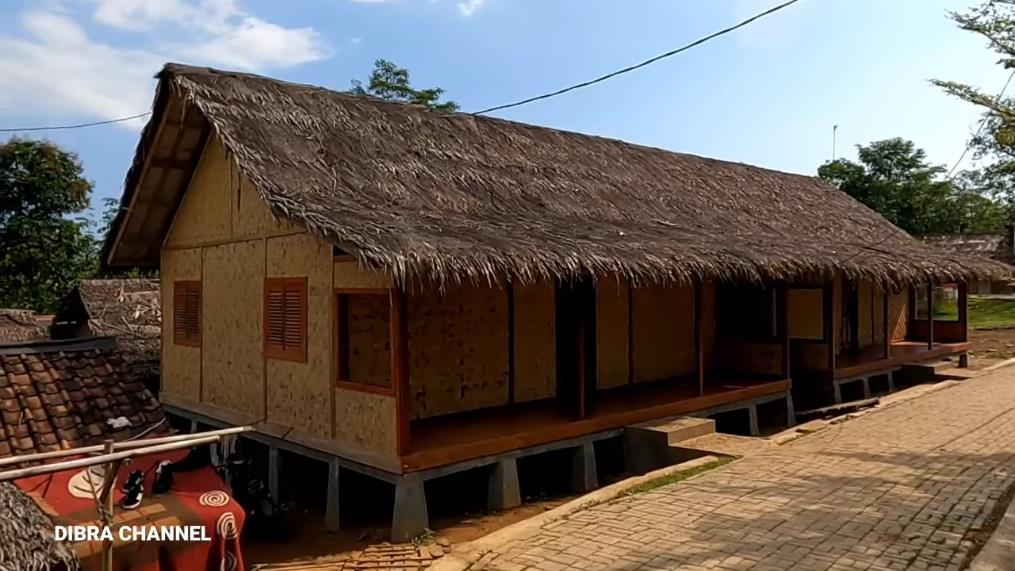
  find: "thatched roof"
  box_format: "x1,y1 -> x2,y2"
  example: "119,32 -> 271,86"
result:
53,279 -> 160,362
922,232 -> 1015,269
0,310 -> 47,344
104,63 -> 1008,287
0,482 -> 77,571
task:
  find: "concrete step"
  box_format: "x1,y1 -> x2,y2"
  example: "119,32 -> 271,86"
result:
902,359 -> 958,377
672,433 -> 775,459
627,416 -> 716,445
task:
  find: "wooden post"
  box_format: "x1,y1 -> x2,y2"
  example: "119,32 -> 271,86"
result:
927,283 -> 934,351
507,282 -> 515,405
694,278 -> 704,396
958,282 -> 969,342
882,287 -> 890,359
390,287 -> 411,456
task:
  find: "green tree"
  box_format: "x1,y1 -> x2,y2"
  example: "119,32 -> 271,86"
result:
818,138 -> 1003,235
349,59 -> 459,111
933,1 -> 1015,213
0,138 -> 99,313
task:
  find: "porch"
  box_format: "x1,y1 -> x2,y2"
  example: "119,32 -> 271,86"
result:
404,375 -> 790,471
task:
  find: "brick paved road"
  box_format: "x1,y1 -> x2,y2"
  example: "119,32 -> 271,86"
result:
473,369 -> 1015,571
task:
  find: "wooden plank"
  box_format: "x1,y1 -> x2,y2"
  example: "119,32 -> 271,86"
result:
927,283 -> 934,351
882,287 -> 890,359
390,287 -> 411,456
958,282 -> 969,342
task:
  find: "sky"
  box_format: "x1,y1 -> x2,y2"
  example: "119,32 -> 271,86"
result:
0,0 -> 1008,220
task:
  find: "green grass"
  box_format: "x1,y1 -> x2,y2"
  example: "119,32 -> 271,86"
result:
968,298 -> 1015,329
618,457 -> 734,497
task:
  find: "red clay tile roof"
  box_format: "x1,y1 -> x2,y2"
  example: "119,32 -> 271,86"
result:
0,337 -> 165,458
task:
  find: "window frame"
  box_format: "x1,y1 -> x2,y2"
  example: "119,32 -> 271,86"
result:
173,280 -> 202,347
334,288 -> 395,396
263,276 -> 309,363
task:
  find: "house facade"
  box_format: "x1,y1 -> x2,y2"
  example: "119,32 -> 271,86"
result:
103,64 -> 1002,540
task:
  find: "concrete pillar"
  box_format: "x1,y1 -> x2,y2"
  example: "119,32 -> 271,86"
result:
861,377 -> 872,399
887,371 -> 896,393
833,381 -> 843,404
268,447 -> 280,503
959,352 -> 969,368
571,442 -> 598,493
189,419 -> 199,434
325,457 -> 340,532
392,476 -> 429,543
747,405 -> 760,436
487,458 -> 522,511
785,393 -> 796,427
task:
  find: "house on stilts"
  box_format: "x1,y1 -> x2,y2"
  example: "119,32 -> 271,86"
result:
102,64 -> 1006,541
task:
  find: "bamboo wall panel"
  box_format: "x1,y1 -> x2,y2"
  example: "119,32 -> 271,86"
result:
700,282 -> 717,365
346,295 -> 391,386
265,234 -> 333,438
596,278 -> 630,389
858,280 -> 874,347
408,283 -> 510,419
200,241 -> 265,417
832,274 -> 843,356
872,285 -> 886,346
161,248 -> 202,401
890,291 -> 908,341
788,288 -> 823,340
232,171 -> 293,238
165,137 -> 232,248
333,387 -> 397,455
632,284 -> 694,383
334,260 -> 393,289
513,280 -> 556,403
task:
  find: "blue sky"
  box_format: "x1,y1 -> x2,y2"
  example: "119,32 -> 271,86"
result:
0,0 -> 1007,220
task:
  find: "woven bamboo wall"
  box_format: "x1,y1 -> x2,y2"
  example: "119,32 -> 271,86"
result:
513,280 -> 556,403
631,283 -> 695,383
334,260 -> 392,289
201,240 -> 265,418
345,294 -> 391,386
596,278 -> 630,389
890,291 -> 908,341
788,288 -> 823,340
334,388 -> 397,454
265,233 -> 333,438
408,283 -> 510,419
161,248 -> 202,401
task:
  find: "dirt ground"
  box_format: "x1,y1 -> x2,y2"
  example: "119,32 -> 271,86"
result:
968,327 -> 1015,369
242,496 -> 570,566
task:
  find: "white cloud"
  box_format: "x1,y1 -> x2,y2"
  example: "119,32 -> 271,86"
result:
457,0 -> 486,17
0,1 -> 329,129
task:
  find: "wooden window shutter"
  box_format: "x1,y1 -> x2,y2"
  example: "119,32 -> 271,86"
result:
173,281 -> 201,346
264,277 -> 308,362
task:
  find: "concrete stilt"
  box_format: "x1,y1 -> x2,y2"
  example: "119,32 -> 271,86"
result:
785,393 -> 796,426
268,447 -> 280,503
571,442 -> 598,493
392,476 -> 429,543
189,419 -> 199,434
747,405 -> 760,436
959,352 -> 970,368
861,377 -> 872,399
325,457 -> 340,532
487,458 -> 522,511
833,381 -> 843,404
887,371 -> 896,393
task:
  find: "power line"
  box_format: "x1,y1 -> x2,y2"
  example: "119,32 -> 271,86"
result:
0,112 -> 151,133
472,0 -> 804,116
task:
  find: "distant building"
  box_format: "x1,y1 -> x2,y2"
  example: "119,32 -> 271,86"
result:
0,309 -> 47,344
923,230 -> 1015,295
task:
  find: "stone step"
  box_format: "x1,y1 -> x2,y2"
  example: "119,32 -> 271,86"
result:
902,359 -> 958,376
624,416 -> 717,473
672,433 -> 775,459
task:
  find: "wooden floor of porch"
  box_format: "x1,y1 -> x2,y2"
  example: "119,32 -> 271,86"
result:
402,376 -> 790,471
835,340 -> 969,379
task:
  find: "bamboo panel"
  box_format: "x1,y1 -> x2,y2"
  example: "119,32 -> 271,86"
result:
632,283 -> 694,383
596,278 -> 629,389
513,280 -> 556,403
160,248 -> 202,401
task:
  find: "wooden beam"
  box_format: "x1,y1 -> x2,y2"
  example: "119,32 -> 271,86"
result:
695,278 -> 704,396
390,287 -> 411,456
958,282 -> 969,343
150,156 -> 194,170
927,283 -> 934,351
882,287 -> 890,359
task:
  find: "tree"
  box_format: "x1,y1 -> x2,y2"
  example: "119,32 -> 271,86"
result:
0,138 -> 99,313
818,138 -> 1004,235
933,2 -> 1015,212
349,59 -> 459,111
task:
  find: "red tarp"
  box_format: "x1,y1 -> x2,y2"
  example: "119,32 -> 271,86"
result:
16,448 -> 245,571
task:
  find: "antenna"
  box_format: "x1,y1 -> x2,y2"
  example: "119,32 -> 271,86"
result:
832,125 -> 838,161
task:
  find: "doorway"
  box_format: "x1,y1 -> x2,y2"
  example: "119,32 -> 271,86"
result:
555,277 -> 596,419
